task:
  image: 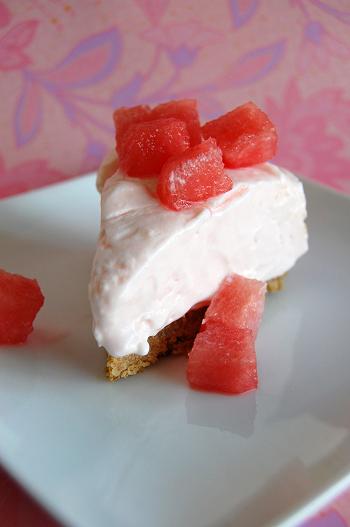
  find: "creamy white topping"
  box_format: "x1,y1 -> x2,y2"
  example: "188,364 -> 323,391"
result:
89,160 -> 308,357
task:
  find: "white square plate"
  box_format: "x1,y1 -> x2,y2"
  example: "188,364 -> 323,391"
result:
0,175 -> 350,527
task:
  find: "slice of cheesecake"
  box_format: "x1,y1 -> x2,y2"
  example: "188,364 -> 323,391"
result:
89,155 -> 308,380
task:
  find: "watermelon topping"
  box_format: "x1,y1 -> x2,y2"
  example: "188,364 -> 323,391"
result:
114,100 -> 201,149
118,118 -> 191,178
112,99 -> 278,207
151,99 -> 201,146
187,274 -> 266,394
157,139 -> 232,210
0,269 -> 44,345
113,105 -> 151,146
201,102 -> 277,168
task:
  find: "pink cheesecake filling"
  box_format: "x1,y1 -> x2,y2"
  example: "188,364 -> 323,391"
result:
89,157 -> 308,358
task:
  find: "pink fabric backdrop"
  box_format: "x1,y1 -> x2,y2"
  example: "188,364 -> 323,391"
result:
1,1 -> 350,526
1,0 -> 350,198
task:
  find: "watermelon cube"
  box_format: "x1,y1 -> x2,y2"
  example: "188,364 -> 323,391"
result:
187,321 -> 257,394
151,99 -> 201,146
201,102 -> 277,168
0,269 -> 44,344
113,104 -> 151,146
157,138 -> 232,210
187,274 -> 266,394
118,118 -> 191,178
114,99 -> 201,152
205,275 -> 266,338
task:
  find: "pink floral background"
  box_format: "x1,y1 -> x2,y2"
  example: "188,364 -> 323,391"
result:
1,0 -> 350,198
1,1 -> 350,526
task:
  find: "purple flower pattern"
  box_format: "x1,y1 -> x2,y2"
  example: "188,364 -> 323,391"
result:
0,0 -> 348,199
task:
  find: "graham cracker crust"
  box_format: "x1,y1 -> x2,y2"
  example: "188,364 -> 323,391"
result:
266,274 -> 285,293
106,307 -> 206,381
106,275 -> 285,382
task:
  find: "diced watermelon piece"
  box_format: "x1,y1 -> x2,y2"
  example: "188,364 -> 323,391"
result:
113,99 -> 200,152
187,274 -> 266,394
205,275 -> 266,338
113,105 -> 151,146
187,321 -> 257,394
157,138 -> 232,210
0,269 -> 44,344
151,99 -> 201,146
118,118 -> 191,178
201,102 -> 277,168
